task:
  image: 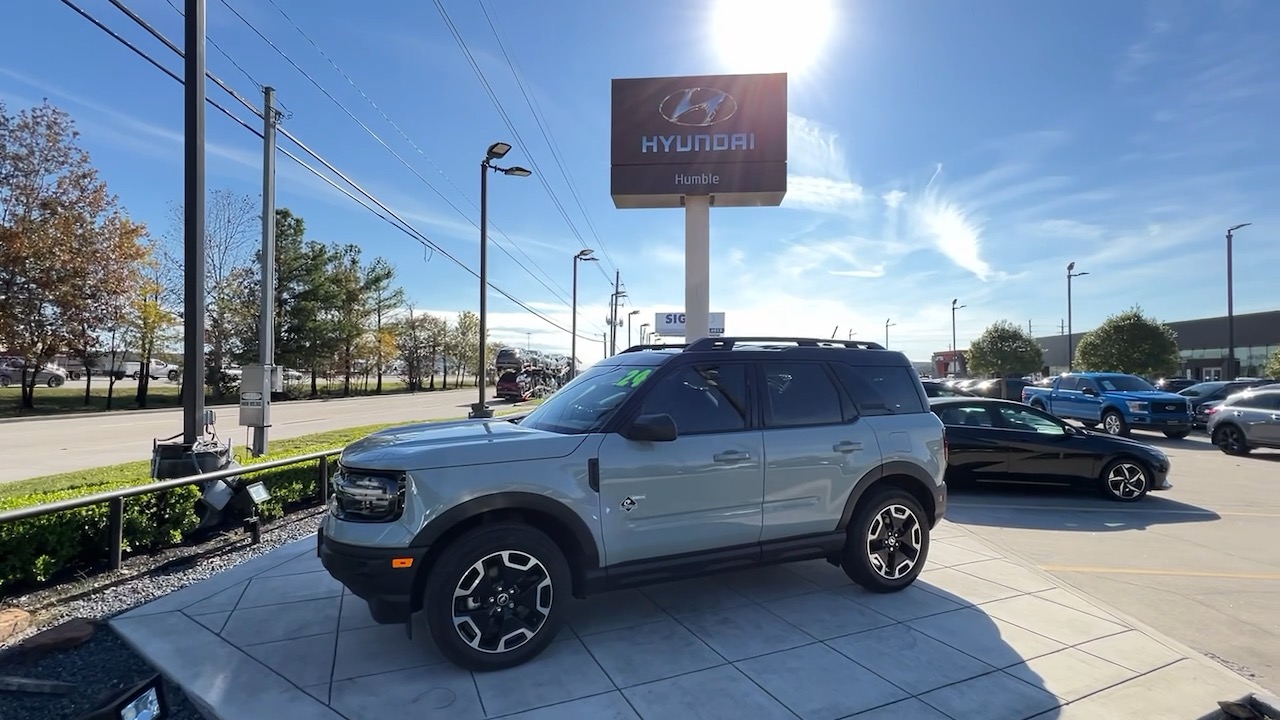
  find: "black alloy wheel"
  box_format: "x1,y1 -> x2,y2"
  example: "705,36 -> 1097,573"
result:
424,523 -> 569,671
1100,458 -> 1150,502
1212,425 -> 1251,456
841,487 -> 929,593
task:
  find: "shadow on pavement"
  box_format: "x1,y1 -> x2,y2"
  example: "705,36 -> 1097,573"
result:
944,485 -> 1220,532
1141,435 -> 1219,453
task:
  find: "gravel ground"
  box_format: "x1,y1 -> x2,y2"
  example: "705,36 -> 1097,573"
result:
0,508 -> 325,719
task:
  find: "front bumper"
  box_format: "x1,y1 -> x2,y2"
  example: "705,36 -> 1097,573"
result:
1130,415 -> 1192,432
933,482 -> 948,526
317,528 -> 429,623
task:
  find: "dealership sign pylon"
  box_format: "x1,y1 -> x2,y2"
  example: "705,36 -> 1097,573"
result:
611,73 -> 787,340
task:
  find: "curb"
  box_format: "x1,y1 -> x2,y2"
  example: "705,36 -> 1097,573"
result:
948,521 -> 1273,696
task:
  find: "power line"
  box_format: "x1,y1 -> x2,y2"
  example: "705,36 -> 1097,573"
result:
255,0 -> 586,324
477,0 -> 618,275
431,0 -> 617,287
63,0 -> 602,343
206,0 -> 582,316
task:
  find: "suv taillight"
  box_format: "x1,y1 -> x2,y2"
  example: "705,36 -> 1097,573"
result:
1204,406 -> 1218,416
943,434 -> 949,464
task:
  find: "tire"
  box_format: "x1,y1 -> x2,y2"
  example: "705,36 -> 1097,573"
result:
1212,424 -> 1251,456
423,523 -> 569,671
131,371 -> 141,381
1101,410 -> 1130,437
1030,400 -> 1047,412
46,375 -> 65,388
1163,430 -> 1190,439
0,375 -> 9,388
168,369 -> 180,381
1100,458 -> 1151,502
1081,422 -> 1098,429
840,487 -> 930,593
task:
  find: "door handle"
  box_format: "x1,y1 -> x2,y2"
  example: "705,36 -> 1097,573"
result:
833,441 -> 863,453
713,450 -> 750,463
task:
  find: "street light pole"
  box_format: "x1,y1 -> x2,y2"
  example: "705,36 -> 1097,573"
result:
471,141 -> 531,420
885,318 -> 896,348
951,299 -> 966,375
639,322 -> 650,346
1226,223 -> 1251,379
627,310 -> 639,348
1066,262 -> 1089,372
570,249 -> 596,381
848,329 -> 857,340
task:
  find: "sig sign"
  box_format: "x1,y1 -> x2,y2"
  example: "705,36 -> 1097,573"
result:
655,312 -> 725,337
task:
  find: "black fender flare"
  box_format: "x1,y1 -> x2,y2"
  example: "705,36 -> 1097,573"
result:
408,491 -> 601,571
837,461 -> 941,531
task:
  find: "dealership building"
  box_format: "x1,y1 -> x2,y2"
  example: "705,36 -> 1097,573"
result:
930,309 -> 1279,380
1035,309 -> 1280,380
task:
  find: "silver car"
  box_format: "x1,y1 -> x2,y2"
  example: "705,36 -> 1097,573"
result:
0,357 -> 67,388
1207,389 -> 1280,455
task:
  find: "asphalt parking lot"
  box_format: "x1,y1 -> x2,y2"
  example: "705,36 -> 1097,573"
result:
948,430 -> 1280,694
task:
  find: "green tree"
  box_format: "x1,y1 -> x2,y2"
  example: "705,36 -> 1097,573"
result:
365,257 -> 405,393
1075,306 -> 1180,377
1264,348 -> 1280,379
451,311 -> 481,387
966,320 -> 1045,397
128,241 -> 180,408
0,101 -> 149,409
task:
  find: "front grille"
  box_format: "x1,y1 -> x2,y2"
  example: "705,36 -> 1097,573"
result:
1154,402 -> 1186,414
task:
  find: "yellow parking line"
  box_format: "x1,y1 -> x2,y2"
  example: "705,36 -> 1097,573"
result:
949,502 -> 1280,519
1040,564 -> 1280,581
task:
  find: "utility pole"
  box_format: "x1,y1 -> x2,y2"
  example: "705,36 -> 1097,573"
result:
1028,320 -> 1032,335
1226,223 -> 1251,379
951,299 -> 966,376
1060,319 -> 1065,335
252,85 -> 278,457
609,269 -> 622,356
182,0 -> 207,448
602,332 -> 607,359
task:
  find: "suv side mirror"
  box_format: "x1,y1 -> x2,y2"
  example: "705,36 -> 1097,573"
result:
623,413 -> 678,442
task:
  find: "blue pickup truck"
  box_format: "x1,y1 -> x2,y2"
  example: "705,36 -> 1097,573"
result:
1022,372 -> 1192,438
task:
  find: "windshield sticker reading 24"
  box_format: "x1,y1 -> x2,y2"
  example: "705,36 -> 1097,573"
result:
615,369 -> 653,388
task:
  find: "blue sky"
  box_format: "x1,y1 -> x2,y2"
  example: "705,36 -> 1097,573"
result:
4,0 -> 1278,362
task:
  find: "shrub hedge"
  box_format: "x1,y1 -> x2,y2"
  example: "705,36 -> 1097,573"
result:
0,409 -> 529,592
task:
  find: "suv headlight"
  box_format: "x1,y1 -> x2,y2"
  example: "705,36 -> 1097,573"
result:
331,467 -> 406,523
1125,401 -> 1149,413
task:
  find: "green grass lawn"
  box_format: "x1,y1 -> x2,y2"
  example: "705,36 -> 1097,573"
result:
0,398 -> 543,505
0,377 -> 422,419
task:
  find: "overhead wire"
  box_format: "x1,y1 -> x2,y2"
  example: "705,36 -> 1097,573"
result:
477,0 -> 619,275
62,0 -> 601,342
254,0 -> 587,328
206,0 -> 581,314
431,0 -> 617,287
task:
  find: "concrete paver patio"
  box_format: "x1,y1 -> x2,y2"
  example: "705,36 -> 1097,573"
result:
111,522 -> 1266,719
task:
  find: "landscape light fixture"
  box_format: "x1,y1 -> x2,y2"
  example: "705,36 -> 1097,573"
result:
1066,262 -> 1089,372
472,141 -> 533,419
77,673 -> 168,720
1225,223 -> 1251,379
570,249 -> 598,380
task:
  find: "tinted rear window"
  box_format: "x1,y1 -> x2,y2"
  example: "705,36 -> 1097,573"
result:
831,364 -> 926,414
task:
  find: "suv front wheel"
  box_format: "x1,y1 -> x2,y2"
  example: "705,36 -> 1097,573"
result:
841,488 -> 930,593
423,522 -> 569,671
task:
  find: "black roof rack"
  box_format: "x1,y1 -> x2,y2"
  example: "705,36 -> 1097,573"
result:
619,343 -> 689,354
685,337 -> 888,352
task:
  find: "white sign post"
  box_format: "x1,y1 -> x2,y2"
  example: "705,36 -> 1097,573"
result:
655,312 -> 725,338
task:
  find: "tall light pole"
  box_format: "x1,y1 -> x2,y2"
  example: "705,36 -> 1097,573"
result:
848,329 -> 857,340
627,310 -> 640,348
471,141 -> 531,420
570,249 -> 596,381
885,318 -> 896,348
1066,262 -> 1089,372
1226,223 -> 1251,379
951,299 -> 967,375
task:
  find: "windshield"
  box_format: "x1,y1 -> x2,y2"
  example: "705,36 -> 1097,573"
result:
1179,382 -> 1224,397
518,363 -> 661,435
1096,375 -> 1157,392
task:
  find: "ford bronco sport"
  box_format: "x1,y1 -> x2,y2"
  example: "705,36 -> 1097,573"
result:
318,337 -> 948,671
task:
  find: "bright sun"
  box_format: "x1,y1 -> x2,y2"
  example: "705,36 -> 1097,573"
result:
710,0 -> 837,75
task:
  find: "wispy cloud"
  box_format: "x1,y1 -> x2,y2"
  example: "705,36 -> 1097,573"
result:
909,165 -> 995,281
782,113 -> 864,213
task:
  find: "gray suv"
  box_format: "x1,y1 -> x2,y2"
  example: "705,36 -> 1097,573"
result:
318,337 -> 948,670
1208,388 -> 1280,455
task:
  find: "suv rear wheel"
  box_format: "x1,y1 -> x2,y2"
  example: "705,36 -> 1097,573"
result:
841,488 -> 929,593
423,522 -> 569,671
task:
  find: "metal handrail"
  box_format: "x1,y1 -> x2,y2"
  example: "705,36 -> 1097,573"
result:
0,447 -> 344,574
0,448 -> 343,523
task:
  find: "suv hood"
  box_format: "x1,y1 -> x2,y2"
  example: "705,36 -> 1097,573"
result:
339,417 -> 586,471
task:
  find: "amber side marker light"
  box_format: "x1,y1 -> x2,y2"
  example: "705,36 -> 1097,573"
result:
391,558 -> 414,569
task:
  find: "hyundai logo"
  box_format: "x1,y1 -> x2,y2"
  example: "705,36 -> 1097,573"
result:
658,87 -> 737,127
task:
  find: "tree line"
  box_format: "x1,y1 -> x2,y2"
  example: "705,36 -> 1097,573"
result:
0,100 -> 493,411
